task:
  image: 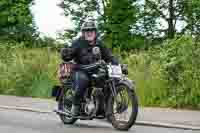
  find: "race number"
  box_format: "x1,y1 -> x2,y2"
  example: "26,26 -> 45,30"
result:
107,64 -> 122,78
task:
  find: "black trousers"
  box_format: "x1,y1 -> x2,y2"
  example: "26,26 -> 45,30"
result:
71,67 -> 106,105
71,70 -> 90,105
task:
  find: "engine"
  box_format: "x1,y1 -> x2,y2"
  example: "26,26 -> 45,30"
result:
84,99 -> 96,115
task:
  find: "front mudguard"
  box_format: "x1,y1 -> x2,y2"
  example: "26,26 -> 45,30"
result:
116,77 -> 136,92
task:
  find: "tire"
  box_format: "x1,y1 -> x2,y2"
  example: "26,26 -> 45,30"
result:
107,83 -> 138,131
58,88 -> 77,124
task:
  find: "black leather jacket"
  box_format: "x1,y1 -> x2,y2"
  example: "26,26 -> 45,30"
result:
63,37 -> 119,65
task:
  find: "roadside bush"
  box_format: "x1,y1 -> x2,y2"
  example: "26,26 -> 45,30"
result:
159,36 -> 200,109
119,49 -> 168,107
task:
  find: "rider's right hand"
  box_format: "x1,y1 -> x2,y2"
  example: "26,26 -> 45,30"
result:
60,48 -> 75,62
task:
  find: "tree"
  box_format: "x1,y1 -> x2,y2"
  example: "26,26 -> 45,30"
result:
181,0 -> 200,38
59,0 -> 138,50
0,0 -> 38,43
107,0 -> 138,50
134,0 -> 200,40
139,0 -> 180,39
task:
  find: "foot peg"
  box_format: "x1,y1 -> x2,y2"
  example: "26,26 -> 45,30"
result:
54,109 -> 72,117
54,109 -> 95,120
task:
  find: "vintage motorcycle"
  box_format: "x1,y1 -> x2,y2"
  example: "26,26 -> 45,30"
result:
52,47 -> 138,131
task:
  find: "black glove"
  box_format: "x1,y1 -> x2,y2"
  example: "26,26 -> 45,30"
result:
60,48 -> 75,61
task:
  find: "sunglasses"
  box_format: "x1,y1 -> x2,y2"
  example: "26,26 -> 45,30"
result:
82,28 -> 96,32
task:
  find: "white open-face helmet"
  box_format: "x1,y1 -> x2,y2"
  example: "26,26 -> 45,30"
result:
81,19 -> 98,43
81,19 -> 97,32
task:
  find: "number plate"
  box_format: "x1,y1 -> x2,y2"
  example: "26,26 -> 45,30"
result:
107,65 -> 122,78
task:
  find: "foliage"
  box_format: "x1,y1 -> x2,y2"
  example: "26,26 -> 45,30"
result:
59,0 -> 139,50
0,0 -> 38,44
1,37 -> 200,109
112,35 -> 200,109
58,0 -> 200,50
107,0 -> 138,50
136,0 -> 200,39
120,49 -> 168,107
0,45 -> 60,98
181,0 -> 200,36
159,36 -> 200,108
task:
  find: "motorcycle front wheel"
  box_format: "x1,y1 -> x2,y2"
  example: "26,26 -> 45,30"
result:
107,83 -> 138,131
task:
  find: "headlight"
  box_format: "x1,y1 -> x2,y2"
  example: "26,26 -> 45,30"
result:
121,64 -> 128,75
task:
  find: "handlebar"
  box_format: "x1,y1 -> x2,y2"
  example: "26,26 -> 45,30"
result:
79,60 -> 106,70
62,60 -> 128,75
63,60 -> 106,70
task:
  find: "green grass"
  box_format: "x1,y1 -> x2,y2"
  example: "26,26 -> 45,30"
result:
0,47 -> 60,98
120,51 -> 168,107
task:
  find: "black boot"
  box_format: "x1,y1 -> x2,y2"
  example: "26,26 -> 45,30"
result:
71,92 -> 81,116
71,104 -> 80,116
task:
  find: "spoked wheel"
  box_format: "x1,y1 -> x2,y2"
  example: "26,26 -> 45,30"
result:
58,88 -> 77,124
107,84 -> 138,131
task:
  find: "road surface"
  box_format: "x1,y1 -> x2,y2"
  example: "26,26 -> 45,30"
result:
0,108 -> 198,133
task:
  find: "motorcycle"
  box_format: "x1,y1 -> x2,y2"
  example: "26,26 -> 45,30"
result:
52,47 -> 138,131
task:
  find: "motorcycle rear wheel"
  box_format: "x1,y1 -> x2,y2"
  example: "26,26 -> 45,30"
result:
58,88 -> 77,124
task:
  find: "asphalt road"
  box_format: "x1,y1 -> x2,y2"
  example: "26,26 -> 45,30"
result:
0,108 -> 198,133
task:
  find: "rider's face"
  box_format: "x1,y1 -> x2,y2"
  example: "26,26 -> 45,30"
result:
83,30 -> 96,42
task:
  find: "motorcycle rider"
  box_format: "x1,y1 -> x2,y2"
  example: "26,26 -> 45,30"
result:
61,19 -> 119,116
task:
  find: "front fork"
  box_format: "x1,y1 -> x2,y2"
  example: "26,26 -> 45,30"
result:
109,79 -> 122,105
109,79 -> 118,97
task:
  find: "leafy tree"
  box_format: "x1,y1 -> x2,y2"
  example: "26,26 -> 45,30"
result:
181,0 -> 200,38
0,0 -> 38,43
59,0 -> 138,50
135,0 -> 200,39
107,0 -> 138,50
138,0 -> 181,39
